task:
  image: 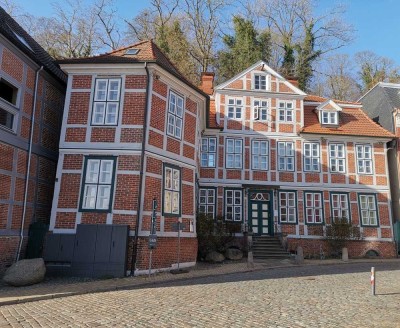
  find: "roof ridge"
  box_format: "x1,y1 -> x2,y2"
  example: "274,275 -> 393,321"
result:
149,40 -> 188,79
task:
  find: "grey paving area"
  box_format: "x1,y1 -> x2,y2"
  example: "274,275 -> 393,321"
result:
1,262 -> 400,327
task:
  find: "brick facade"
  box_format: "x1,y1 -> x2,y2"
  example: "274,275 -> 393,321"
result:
0,29 -> 66,272
199,61 -> 396,259
50,49 -> 205,274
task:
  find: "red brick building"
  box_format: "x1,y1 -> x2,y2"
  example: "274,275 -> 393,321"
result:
0,7 -> 66,272
199,62 -> 396,258
49,41 -> 208,274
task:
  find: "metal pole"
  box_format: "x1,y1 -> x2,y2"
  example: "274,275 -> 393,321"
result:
149,249 -> 152,278
371,267 -> 375,296
177,223 -> 181,270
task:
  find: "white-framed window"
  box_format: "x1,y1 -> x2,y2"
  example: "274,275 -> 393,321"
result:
201,137 -> 217,167
253,74 -> 268,90
321,111 -> 338,125
356,144 -> 373,174
92,78 -> 121,125
80,157 -> 116,211
199,188 -> 216,218
279,191 -> 296,223
252,140 -> 269,170
329,143 -> 346,173
226,138 -> 242,169
330,193 -> 350,220
163,164 -> 181,216
227,98 -> 243,120
253,99 -> 269,121
278,101 -> 294,122
225,189 -> 242,221
359,194 -> 378,226
278,141 -> 294,171
304,142 -> 320,172
167,90 -> 184,139
0,77 -> 19,131
305,192 -> 323,224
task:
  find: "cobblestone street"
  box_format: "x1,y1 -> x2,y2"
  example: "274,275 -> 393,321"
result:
1,262 -> 400,328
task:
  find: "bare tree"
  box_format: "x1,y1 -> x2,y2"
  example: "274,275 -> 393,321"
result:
355,51 -> 400,92
181,0 -> 228,72
311,54 -> 361,101
94,0 -> 122,50
125,0 -> 179,43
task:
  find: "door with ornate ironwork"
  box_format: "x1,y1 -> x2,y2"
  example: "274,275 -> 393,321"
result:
248,190 -> 273,236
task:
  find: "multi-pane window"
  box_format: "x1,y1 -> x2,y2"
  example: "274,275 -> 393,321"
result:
253,99 -> 269,121
163,165 -> 181,215
331,193 -> 350,220
305,192 -> 323,224
304,142 -> 320,172
278,101 -> 294,122
226,138 -> 243,169
321,111 -> 338,125
0,78 -> 19,131
225,189 -> 242,221
81,157 -> 116,211
356,144 -> 373,174
201,137 -> 217,167
329,143 -> 346,173
279,191 -> 296,223
92,78 -> 121,125
359,194 -> 378,226
167,91 -> 184,139
278,141 -> 294,171
199,188 -> 215,218
252,140 -> 269,170
254,74 -> 267,90
227,98 -> 243,119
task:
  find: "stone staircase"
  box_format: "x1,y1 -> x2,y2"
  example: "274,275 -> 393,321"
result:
252,235 -> 290,259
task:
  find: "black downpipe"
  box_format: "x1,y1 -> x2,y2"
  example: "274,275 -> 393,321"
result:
131,62 -> 151,275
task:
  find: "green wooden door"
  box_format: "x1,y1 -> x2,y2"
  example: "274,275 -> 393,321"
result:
249,190 -> 273,236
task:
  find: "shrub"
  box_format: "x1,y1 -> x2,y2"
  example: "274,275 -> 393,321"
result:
196,214 -> 239,260
325,217 -> 362,256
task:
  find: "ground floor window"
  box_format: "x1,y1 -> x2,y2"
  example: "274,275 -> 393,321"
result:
225,189 -> 242,221
358,194 -> 378,226
163,164 -> 181,216
330,193 -> 350,221
304,192 -> 323,224
80,156 -> 116,212
279,191 -> 297,223
199,188 -> 216,218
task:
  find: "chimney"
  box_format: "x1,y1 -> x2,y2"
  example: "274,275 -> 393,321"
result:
287,77 -> 299,88
200,72 -> 215,95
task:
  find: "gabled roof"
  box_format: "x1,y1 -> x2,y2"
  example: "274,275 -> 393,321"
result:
57,40 -> 208,98
0,6 -> 66,83
215,60 -> 307,96
302,95 -> 395,138
359,82 -> 400,109
316,99 -> 342,112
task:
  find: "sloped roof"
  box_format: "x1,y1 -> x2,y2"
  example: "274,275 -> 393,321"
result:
305,95 -> 361,106
0,6 -> 66,83
58,40 -> 208,98
302,99 -> 394,138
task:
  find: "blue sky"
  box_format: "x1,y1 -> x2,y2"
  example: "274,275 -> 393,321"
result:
13,0 -> 400,64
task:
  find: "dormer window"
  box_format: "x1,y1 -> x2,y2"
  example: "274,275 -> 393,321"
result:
316,99 -> 342,126
321,111 -> 338,125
